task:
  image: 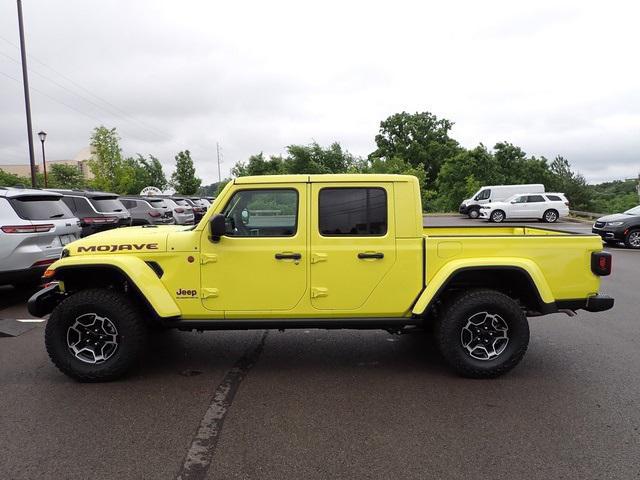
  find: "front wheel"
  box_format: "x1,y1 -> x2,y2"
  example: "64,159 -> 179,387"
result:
468,208 -> 480,219
436,289 -> 530,378
45,289 -> 147,382
625,229 -> 640,249
490,210 -> 505,223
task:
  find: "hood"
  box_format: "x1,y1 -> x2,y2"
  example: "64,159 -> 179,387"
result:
596,213 -> 638,223
65,225 -> 189,255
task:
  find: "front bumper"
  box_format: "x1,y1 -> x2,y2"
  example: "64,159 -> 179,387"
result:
0,265 -> 48,287
479,209 -> 490,219
27,283 -> 64,317
592,226 -> 626,242
459,204 -> 468,214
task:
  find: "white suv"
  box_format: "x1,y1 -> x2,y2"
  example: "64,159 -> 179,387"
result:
0,187 -> 81,287
479,193 -> 570,223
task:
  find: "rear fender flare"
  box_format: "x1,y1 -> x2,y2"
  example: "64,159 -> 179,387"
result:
411,258 -> 554,315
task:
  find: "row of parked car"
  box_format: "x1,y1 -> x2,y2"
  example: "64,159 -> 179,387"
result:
459,184 -> 570,223
0,186 -> 214,288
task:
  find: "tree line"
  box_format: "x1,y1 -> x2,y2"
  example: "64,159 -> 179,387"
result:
202,111 -> 638,213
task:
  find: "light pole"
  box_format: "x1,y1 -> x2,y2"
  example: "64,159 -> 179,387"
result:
16,0 -> 37,187
38,131 -> 47,187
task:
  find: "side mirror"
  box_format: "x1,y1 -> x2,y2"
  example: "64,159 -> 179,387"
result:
209,214 -> 226,242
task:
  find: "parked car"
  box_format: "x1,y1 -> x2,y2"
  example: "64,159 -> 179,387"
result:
0,187 -> 81,287
459,184 -> 545,219
162,197 -> 195,225
592,205 -> 640,249
49,189 -> 131,237
119,196 -> 175,225
173,196 -> 204,222
30,174 -> 613,382
190,197 -> 210,209
479,193 -> 569,223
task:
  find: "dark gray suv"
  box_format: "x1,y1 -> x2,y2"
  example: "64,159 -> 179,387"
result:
120,196 -> 175,225
49,190 -> 131,238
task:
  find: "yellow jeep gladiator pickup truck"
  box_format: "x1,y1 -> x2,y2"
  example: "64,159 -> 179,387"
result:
28,174 -> 613,381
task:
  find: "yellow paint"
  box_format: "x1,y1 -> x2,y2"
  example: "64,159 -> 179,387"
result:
45,174 -> 605,320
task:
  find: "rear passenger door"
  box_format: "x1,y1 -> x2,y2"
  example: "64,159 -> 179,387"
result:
310,183 -> 396,311
525,195 -> 546,218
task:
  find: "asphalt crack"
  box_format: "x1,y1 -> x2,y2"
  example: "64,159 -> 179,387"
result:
176,330 -> 268,480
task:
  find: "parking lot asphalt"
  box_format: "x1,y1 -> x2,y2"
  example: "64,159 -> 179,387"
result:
1,216 -> 638,479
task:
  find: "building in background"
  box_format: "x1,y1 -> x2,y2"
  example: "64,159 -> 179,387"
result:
0,147 -> 95,180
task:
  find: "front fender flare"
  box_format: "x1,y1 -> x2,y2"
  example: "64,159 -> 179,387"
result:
47,256 -> 181,318
411,257 -> 554,315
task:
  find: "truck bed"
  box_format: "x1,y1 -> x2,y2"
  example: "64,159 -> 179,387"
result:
422,225 -> 604,303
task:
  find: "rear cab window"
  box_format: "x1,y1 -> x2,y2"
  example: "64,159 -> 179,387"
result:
318,187 -> 387,236
9,195 -> 74,220
89,197 -> 126,213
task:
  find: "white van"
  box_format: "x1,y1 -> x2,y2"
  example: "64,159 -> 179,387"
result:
459,184 -> 545,219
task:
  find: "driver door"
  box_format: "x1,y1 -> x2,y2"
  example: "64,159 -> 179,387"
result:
200,184 -> 307,313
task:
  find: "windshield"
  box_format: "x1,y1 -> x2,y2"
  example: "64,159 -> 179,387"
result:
90,197 -> 126,213
624,205 -> 640,215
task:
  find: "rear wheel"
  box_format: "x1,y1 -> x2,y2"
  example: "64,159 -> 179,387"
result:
468,208 -> 480,219
45,288 -> 147,382
490,210 -> 505,223
624,229 -> 640,249
543,209 -> 559,223
436,289 -> 529,378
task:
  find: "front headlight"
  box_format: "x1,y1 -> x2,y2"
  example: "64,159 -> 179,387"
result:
606,221 -> 624,226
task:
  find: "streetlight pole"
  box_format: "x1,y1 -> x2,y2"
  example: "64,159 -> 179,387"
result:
38,131 -> 47,187
216,142 -> 222,183
16,0 -> 37,188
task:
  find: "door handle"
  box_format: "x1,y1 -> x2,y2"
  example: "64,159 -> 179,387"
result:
357,252 -> 384,259
275,252 -> 302,260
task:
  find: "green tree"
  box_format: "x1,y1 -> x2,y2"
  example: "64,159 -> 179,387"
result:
89,126 -> 125,192
48,163 -> 85,189
231,152 -> 285,177
285,142 -> 358,174
369,111 -> 461,188
171,150 -> 201,195
547,156 -> 591,210
435,145 -> 497,211
0,168 -> 29,187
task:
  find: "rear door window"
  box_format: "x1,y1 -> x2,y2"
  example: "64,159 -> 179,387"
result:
318,188 -> 387,236
90,197 -> 126,212
9,196 -> 74,220
527,195 -> 545,203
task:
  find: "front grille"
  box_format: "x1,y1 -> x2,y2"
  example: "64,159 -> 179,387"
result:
594,221 -> 605,228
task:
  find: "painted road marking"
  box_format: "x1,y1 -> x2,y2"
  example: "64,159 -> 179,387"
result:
175,330 -> 268,480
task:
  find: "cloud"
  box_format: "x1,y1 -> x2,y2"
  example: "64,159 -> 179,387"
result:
0,0 -> 638,185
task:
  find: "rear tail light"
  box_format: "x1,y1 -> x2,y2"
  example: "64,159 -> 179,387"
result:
175,208 -> 185,213
1,224 -> 54,233
565,202 -> 570,207
591,251 -> 612,276
148,211 -> 161,218
31,258 -> 56,268
81,217 -> 118,224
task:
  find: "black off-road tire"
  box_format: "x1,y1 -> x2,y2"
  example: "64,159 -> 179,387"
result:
624,229 -> 640,249
490,210 -> 506,223
45,288 -> 147,382
436,289 -> 529,378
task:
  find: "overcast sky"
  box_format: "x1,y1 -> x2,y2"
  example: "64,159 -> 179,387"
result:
1,0 -> 639,184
